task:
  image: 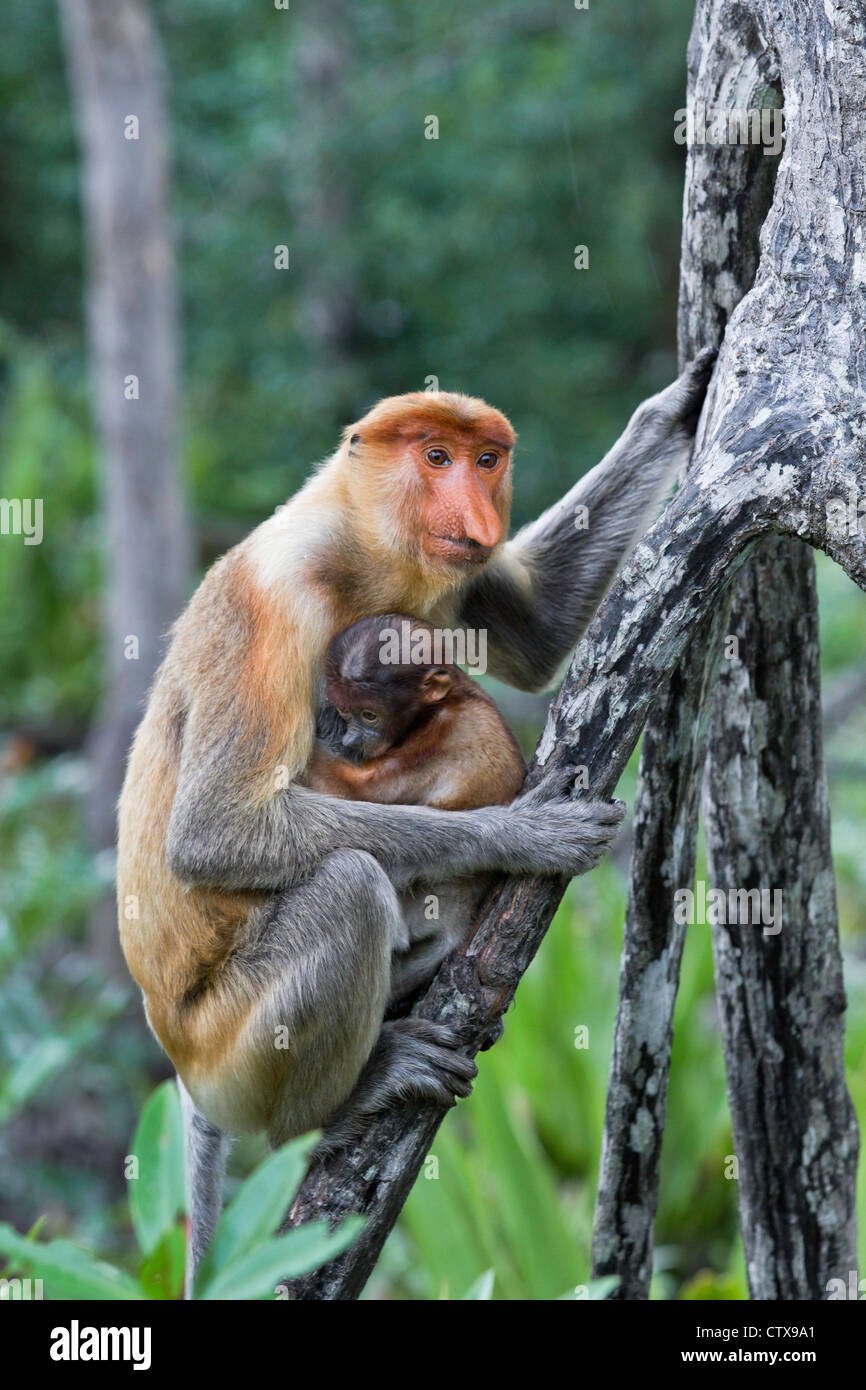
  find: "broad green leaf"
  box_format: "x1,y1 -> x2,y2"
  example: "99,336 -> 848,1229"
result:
0,1223 -> 145,1301
198,1217 -> 362,1301
0,1037 -> 74,1124
462,1269 -> 495,1300
139,1224 -> 186,1301
195,1132 -> 318,1291
128,1081 -> 185,1257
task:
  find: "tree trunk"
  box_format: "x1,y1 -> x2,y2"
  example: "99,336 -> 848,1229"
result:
686,0 -> 860,1300
289,0 -> 358,421
593,0 -> 784,1297
704,537 -> 858,1298
590,610 -> 730,1297
59,0 -> 192,972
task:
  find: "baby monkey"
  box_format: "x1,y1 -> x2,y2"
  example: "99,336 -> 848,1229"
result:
304,614 -> 526,1004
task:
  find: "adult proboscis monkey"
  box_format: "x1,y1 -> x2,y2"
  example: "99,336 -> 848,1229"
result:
117,350 -> 715,1285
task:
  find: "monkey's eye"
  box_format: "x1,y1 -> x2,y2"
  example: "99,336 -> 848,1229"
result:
425,448 -> 451,467
360,710 -> 379,724
477,452 -> 499,470
336,708 -> 351,721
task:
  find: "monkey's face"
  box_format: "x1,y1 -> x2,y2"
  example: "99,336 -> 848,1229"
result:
329,675 -> 451,764
326,616 -> 455,762
335,705 -> 394,762
343,394 -> 515,580
333,680 -> 432,761
406,431 -> 513,570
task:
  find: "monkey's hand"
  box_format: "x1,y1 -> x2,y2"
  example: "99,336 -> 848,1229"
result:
633,345 -> 717,442
314,701 -> 348,755
508,756 -> 622,872
507,779 -> 626,878
513,757 -> 592,809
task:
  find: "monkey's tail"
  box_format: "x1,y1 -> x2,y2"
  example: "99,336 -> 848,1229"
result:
177,1075 -> 231,1300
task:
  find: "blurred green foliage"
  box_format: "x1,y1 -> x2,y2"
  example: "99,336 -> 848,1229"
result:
0,0 -> 863,1300
0,1084 -> 360,1299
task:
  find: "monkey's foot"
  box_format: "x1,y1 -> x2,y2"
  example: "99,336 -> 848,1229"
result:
317,1017 -> 477,1155
478,1016 -> 504,1051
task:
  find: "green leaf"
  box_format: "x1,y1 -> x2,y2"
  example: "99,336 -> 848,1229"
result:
679,1269 -> 745,1301
471,1062 -> 580,1298
0,1223 -> 145,1301
0,1037 -> 75,1124
139,1225 -> 186,1301
462,1269 -> 495,1300
197,1217 -> 363,1301
127,1081 -> 185,1257
195,1132 -> 318,1291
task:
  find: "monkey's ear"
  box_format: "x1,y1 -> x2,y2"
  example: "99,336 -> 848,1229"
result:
421,668 -> 452,702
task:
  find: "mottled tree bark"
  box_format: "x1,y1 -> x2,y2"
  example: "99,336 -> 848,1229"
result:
704,538 -> 858,1298
60,0 -> 192,972
285,0 -> 864,1298
592,0 -> 782,1297
695,0 -> 862,1299
590,606 -> 730,1298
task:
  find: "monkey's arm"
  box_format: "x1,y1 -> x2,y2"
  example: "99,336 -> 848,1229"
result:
305,742 -> 443,806
458,350 -> 715,691
165,719 -> 623,893
303,747 -> 382,799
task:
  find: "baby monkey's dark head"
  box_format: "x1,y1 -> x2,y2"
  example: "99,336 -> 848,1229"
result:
325,614 -> 456,761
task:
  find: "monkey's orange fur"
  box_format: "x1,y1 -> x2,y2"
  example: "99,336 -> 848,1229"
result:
117,392 -> 515,1133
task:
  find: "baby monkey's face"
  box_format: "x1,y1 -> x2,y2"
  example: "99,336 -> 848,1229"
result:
326,668 -> 453,764
332,701 -> 400,762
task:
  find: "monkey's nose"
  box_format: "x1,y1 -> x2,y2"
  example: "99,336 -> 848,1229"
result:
342,729 -> 363,752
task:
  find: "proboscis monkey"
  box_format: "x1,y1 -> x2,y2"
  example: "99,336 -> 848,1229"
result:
117,350 -> 715,1286
305,612 -> 526,1026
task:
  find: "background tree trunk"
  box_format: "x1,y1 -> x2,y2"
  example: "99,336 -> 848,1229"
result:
289,0 -> 358,423
59,0 -> 192,973
590,609 -> 730,1297
594,0 -> 782,1297
704,537 -> 858,1298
